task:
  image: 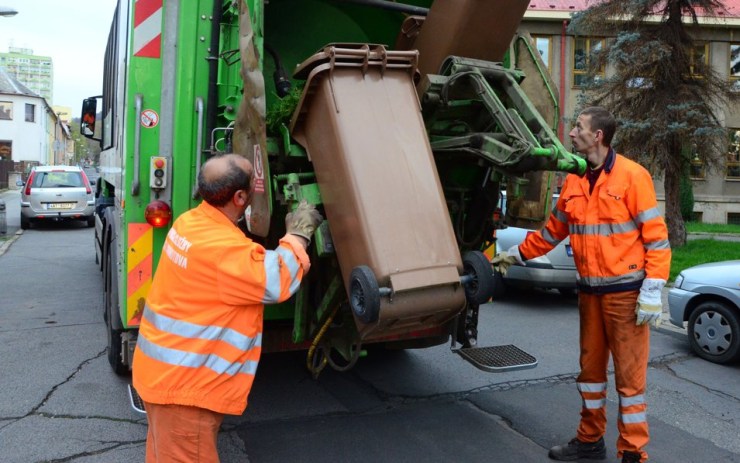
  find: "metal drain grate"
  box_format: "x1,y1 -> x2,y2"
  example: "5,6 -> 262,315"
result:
456,344 -> 538,373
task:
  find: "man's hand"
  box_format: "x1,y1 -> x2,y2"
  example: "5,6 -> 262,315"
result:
635,302 -> 662,326
635,278 -> 666,326
491,245 -> 525,276
285,201 -> 323,243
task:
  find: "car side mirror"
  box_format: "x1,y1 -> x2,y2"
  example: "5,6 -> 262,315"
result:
16,179 -> 24,187
90,179 -> 97,186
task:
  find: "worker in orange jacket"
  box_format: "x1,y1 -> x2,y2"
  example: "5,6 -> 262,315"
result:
493,107 -> 670,463
132,153 -> 323,462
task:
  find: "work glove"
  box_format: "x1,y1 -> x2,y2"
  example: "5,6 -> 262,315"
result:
491,245 -> 525,276
635,278 -> 666,326
285,200 -> 323,244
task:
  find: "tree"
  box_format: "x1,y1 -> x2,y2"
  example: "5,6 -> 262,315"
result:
569,0 -> 738,247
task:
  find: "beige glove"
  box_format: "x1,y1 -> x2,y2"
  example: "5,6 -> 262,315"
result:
635,278 -> 666,326
491,245 -> 525,276
285,200 -> 323,243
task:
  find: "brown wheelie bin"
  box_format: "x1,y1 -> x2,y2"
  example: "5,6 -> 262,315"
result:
290,44 -> 469,338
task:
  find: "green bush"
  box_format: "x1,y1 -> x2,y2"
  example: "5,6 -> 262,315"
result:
679,172 -> 694,221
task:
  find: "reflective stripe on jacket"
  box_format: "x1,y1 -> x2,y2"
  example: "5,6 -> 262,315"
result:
132,201 -> 309,415
519,151 -> 670,293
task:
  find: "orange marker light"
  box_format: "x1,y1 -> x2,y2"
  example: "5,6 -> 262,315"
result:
145,200 -> 172,227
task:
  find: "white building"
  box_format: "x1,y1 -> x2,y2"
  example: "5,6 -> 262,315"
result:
0,66 -> 66,166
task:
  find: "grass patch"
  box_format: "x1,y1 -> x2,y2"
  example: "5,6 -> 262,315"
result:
670,239 -> 740,282
685,222 -> 740,234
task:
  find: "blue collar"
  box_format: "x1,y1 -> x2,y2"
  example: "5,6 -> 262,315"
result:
604,148 -> 616,173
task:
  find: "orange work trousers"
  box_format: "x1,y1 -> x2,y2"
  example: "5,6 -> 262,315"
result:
576,290 -> 650,462
144,401 -> 225,463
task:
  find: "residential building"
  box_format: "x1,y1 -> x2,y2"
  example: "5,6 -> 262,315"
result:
0,67 -> 69,170
0,47 -> 53,103
522,0 -> 740,224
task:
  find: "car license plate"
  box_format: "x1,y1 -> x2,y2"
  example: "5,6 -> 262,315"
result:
566,245 -> 573,257
48,203 -> 74,210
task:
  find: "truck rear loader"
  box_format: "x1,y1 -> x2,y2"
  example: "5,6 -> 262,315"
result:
81,0 -> 586,392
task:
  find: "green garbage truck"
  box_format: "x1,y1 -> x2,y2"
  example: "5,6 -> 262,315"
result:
81,0 -> 586,381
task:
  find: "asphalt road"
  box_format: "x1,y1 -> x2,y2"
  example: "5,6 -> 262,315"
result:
0,218 -> 738,463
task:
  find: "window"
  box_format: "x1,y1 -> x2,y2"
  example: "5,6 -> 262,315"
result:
573,37 -> 605,87
728,129 -> 740,180
728,213 -> 740,225
689,143 -> 705,179
25,103 -> 35,122
731,44 -> 740,91
532,35 -> 552,69
0,101 -> 13,121
0,140 -> 11,160
689,43 -> 709,77
692,211 -> 703,222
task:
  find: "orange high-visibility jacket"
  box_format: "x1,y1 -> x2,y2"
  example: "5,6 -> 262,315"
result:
519,151 -> 670,293
132,201 -> 310,415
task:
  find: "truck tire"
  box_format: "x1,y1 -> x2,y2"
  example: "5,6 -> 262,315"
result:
462,251 -> 495,305
105,238 -> 128,376
349,265 -> 381,324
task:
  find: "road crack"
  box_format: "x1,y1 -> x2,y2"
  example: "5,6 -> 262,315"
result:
28,348 -> 108,416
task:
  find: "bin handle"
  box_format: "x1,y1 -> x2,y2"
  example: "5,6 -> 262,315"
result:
193,97 -> 205,198
132,94 -> 143,196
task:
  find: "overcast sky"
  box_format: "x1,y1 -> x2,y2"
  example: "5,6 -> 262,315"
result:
0,0 -> 117,112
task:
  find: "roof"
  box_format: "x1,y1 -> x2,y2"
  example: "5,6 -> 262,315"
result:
527,0 -> 740,17
0,66 -> 39,98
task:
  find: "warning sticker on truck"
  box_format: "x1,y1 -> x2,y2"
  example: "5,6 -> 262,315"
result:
253,145 -> 265,194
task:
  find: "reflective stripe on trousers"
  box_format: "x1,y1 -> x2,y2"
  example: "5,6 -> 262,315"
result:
576,290 -> 650,462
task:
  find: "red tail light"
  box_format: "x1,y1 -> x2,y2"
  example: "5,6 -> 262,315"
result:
24,172 -> 35,195
80,170 -> 92,194
145,200 -> 172,228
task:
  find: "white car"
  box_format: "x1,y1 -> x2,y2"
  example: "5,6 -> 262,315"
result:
19,165 -> 95,229
668,260 -> 740,364
488,193 -> 577,297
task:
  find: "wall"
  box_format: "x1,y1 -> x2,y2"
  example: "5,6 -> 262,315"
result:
0,94 -> 49,164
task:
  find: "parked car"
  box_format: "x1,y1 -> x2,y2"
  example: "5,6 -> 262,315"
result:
486,193 -> 577,297
668,260 -> 740,364
19,165 -> 95,229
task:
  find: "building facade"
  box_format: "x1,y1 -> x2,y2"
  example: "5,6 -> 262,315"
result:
522,0 -> 740,224
0,47 -> 54,103
0,67 -> 68,168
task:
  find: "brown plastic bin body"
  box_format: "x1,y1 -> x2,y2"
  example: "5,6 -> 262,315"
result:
290,45 -> 466,338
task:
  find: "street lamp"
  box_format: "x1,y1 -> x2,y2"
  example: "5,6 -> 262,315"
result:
0,6 -> 18,17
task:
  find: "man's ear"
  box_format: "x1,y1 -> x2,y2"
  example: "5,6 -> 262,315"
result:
233,189 -> 249,207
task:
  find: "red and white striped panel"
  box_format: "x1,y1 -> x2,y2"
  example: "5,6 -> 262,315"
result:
134,0 -> 163,58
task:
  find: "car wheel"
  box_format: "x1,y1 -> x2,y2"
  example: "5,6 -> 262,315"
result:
86,216 -> 95,228
688,300 -> 740,365
20,215 -> 31,230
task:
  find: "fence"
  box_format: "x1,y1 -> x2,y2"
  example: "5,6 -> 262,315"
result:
0,159 -> 13,190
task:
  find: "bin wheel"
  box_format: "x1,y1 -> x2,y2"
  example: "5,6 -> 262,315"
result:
462,251 -> 495,305
349,265 -> 381,324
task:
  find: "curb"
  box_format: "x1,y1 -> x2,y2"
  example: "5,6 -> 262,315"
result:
0,229 -> 23,257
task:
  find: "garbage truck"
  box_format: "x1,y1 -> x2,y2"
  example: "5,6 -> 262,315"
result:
81,0 -> 586,382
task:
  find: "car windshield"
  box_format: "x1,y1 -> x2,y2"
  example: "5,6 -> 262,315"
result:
32,171 -> 83,188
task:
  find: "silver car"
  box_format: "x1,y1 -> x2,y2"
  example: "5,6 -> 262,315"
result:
488,193 -> 577,296
19,165 -> 95,229
668,260 -> 740,365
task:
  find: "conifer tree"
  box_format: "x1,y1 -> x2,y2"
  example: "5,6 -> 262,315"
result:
569,0 -> 738,246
